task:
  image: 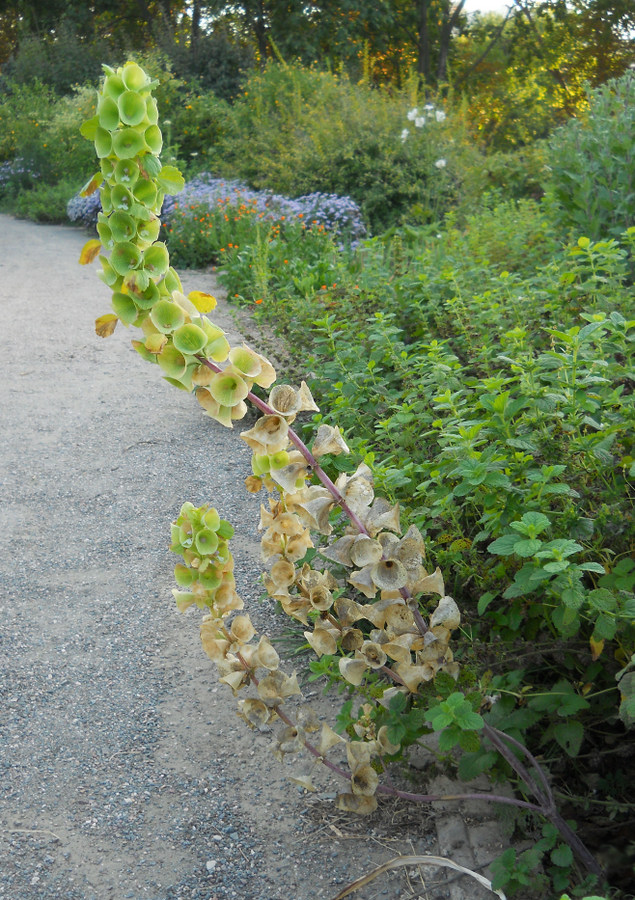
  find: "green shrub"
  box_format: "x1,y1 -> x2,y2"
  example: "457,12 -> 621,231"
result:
10,179 -> 81,222
165,27 -> 254,101
216,214 -> 635,825
544,70 -> 635,241
215,62 -> 470,234
4,19 -> 109,94
0,79 -> 59,166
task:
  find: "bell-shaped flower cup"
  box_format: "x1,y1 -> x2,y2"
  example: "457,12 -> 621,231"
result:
110,241 -> 141,276
94,127 -> 113,158
98,95 -> 120,131
142,242 -> 169,278
118,90 -> 148,127
111,291 -> 138,325
103,72 -> 125,101
136,217 -> 161,245
150,299 -> 185,333
109,210 -> 136,243
113,127 -> 146,160
121,61 -> 150,92
133,178 -> 158,207
114,158 -> 139,185
157,343 -> 188,379
207,369 -> 250,408
144,125 -> 163,155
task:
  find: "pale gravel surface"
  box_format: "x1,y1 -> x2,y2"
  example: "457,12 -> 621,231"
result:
0,214 -> 471,900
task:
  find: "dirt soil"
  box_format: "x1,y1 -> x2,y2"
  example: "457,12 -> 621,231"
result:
0,214 -> 506,900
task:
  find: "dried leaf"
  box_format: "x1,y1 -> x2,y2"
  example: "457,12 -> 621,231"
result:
188,289 -> 217,312
429,596 -> 461,631
339,657 -> 368,686
335,793 -> 378,815
288,773 -> 317,792
95,313 -> 118,337
318,723 -> 345,755
79,239 -> 102,265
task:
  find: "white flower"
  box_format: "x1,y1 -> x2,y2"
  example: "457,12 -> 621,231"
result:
414,116 -> 426,128
435,110 -> 446,123
406,107 -> 419,121
400,128 -> 409,142
424,103 -> 435,111
434,158 -> 447,168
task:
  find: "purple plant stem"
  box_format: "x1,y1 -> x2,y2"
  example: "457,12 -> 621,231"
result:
236,654 -> 544,813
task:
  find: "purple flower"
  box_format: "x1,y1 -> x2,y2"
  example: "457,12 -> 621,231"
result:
68,172 -> 366,245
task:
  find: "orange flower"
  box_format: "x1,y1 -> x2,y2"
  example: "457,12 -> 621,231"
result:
255,299 -> 263,305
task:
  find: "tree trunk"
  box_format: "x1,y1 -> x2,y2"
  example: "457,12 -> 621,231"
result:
416,0 -> 431,85
191,0 -> 201,63
437,0 -> 467,83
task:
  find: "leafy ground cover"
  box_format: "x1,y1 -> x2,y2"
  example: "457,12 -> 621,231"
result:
227,218 -> 635,899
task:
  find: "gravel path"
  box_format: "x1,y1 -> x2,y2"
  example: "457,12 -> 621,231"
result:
0,215 -> 504,900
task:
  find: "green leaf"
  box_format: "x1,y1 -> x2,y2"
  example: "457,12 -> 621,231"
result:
458,729 -> 481,752
587,588 -> 618,613
488,534 -> 520,556
550,844 -> 574,868
455,708 -> 484,730
592,614 -> 617,641
578,562 -> 607,575
553,721 -> 584,757
156,164 -> 185,195
561,587 -> 585,609
513,539 -> 543,558
458,749 -> 498,782
511,512 -> 551,536
438,723 -> 462,751
477,591 -> 497,614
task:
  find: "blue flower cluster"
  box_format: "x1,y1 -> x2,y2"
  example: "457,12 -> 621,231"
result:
67,172 -> 366,244
66,189 -> 102,228
0,158 -> 40,193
